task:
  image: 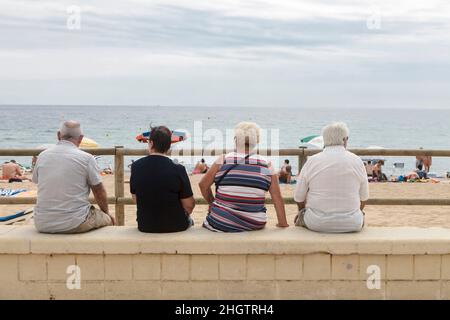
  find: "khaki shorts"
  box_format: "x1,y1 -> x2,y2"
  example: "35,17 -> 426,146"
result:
63,206 -> 113,234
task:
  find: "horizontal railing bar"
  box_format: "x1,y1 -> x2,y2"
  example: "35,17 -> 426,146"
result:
0,197 -> 117,205
0,148 -> 116,156
3,197 -> 450,206
2,148 -> 450,157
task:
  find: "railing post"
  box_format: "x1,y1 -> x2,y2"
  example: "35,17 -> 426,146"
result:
298,147 -> 307,174
114,146 -> 125,226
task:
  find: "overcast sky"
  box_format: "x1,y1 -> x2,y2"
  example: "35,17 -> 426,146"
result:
1,0 -> 449,108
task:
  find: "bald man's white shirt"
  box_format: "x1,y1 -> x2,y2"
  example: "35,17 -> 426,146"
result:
294,145 -> 369,233
32,140 -> 102,233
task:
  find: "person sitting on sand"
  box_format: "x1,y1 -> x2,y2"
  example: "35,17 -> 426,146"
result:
294,122 -> 369,233
130,126 -> 195,233
365,160 -> 374,177
372,160 -> 387,182
33,120 -> 114,233
193,158 -> 208,174
1,160 -> 30,182
406,164 -> 428,180
278,159 -> 293,183
199,121 -> 289,232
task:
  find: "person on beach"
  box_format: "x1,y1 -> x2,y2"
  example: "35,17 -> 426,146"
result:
423,155 -> 432,173
193,158 -> 208,174
199,121 -> 289,232
372,160 -> 387,181
33,121 -> 114,234
294,122 -> 369,233
278,159 -> 293,183
416,148 -> 432,172
130,126 -> 195,233
365,160 -> 374,177
1,160 -> 30,182
406,163 -> 428,180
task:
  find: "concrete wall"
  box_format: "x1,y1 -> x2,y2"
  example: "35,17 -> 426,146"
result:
0,225 -> 449,299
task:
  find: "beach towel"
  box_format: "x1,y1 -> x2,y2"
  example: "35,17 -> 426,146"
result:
0,208 -> 34,225
0,188 -> 27,197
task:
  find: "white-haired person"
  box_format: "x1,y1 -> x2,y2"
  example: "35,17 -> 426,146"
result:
294,122 -> 369,233
199,122 -> 289,232
33,120 -> 114,233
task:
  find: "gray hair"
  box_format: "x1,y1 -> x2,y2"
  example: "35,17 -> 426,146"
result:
322,122 -> 349,147
59,120 -> 83,140
234,121 -> 261,151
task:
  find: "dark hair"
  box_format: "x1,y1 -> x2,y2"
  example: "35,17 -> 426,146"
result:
201,158 -> 205,163
284,159 -> 289,164
149,126 -> 172,153
418,164 -> 423,170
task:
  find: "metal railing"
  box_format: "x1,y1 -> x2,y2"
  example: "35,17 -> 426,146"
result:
1,147 -> 449,226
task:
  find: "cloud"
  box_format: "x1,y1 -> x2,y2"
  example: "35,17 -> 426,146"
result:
0,0 -> 449,107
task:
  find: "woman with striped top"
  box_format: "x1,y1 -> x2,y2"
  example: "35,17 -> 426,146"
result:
199,122 -> 289,232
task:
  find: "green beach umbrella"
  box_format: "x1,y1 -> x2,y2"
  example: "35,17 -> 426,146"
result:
300,135 -> 324,149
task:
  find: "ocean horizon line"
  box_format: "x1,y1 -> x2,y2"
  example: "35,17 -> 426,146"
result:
0,104 -> 449,111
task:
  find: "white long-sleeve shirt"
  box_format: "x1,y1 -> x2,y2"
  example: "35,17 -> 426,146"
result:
294,145 -> 369,233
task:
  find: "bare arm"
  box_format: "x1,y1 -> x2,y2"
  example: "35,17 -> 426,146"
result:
181,196 -> 195,214
360,201 -> 366,210
15,164 -> 23,176
296,201 -> 306,210
91,182 -> 115,225
199,156 -> 223,207
269,175 -> 289,228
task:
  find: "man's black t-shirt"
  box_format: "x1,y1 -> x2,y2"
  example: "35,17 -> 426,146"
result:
130,155 -> 193,233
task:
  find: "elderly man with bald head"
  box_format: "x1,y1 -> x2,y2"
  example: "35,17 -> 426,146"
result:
32,120 -> 114,233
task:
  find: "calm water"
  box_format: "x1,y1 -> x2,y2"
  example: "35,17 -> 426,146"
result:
1,105 -> 450,175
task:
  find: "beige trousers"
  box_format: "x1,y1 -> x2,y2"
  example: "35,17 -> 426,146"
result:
63,206 -> 113,234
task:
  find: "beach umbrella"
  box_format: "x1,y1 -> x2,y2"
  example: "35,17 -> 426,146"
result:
136,130 -> 189,144
80,137 -> 99,148
300,135 -> 324,149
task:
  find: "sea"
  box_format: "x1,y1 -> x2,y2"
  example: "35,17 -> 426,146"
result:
1,105 -> 450,176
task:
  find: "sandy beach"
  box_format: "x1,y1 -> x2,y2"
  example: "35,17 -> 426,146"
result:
2,173 -> 450,228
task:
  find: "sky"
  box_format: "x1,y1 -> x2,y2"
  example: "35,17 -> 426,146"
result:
0,0 -> 449,108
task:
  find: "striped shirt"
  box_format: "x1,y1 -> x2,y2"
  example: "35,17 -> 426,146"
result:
203,152 -> 273,232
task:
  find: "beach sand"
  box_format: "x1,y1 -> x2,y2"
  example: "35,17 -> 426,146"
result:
2,173 -> 450,228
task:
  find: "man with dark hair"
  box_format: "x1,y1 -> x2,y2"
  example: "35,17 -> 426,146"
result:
130,126 -> 195,233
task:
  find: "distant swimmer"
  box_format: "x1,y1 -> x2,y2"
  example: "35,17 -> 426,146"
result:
1,160 -> 30,182
193,158 -> 208,174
